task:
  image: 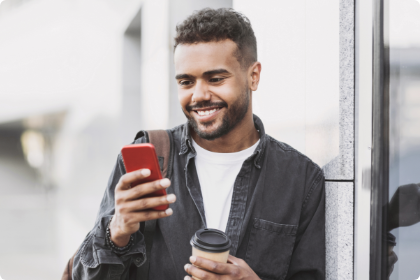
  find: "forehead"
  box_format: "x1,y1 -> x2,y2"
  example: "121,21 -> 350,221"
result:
174,40 -> 240,75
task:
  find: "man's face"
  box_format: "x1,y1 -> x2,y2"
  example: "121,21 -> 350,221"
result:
174,40 -> 250,140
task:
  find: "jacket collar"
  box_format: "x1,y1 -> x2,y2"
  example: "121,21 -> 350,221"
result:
179,114 -> 267,169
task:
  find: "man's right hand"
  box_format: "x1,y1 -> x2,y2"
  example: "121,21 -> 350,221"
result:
110,169 -> 176,247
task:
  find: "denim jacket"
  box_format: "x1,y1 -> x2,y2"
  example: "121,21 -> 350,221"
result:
72,115 -> 325,280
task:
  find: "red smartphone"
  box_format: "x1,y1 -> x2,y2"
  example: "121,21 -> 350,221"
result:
121,143 -> 168,211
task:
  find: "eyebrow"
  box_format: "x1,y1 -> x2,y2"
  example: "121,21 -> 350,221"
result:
175,73 -> 194,80
175,68 -> 231,80
202,68 -> 230,76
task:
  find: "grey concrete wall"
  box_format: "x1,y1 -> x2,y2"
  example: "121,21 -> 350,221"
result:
326,182 -> 354,280
323,0 -> 355,181
325,1 -> 355,279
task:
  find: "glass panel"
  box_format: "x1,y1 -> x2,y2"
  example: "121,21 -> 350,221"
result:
387,0 -> 420,279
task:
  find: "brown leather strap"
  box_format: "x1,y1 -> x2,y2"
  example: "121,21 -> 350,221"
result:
62,251 -> 77,280
147,130 -> 170,178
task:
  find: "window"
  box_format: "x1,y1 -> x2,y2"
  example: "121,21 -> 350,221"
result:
371,0 -> 420,279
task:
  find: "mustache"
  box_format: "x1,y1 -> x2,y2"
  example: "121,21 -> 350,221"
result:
186,101 -> 228,112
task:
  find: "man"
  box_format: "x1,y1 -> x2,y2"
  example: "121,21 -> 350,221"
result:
73,8 -> 325,280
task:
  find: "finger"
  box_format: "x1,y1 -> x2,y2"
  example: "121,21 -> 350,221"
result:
185,263 -> 220,280
116,169 -> 151,191
122,194 -> 176,212
227,255 -> 240,266
128,208 -> 174,223
190,256 -> 231,275
126,178 -> 171,200
388,251 -> 398,266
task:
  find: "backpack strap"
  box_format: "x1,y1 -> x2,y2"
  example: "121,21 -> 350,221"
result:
135,129 -> 173,280
61,250 -> 77,280
147,130 -> 171,178
133,129 -> 174,178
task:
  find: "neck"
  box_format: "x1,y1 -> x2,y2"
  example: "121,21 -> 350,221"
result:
191,111 -> 260,153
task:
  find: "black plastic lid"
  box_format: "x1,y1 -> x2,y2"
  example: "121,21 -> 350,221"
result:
190,228 -> 231,253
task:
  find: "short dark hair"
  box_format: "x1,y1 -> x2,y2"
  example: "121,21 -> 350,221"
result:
174,8 -> 257,69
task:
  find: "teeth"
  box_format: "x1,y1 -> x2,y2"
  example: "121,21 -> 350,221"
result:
197,108 -> 218,116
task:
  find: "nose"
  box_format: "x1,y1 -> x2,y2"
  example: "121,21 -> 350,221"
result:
191,80 -> 211,103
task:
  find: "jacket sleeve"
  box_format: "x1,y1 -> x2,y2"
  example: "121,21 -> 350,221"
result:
286,169 -> 325,280
72,152 -> 147,280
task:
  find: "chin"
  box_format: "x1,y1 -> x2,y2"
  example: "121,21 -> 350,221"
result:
190,117 -> 230,141
196,122 -> 219,134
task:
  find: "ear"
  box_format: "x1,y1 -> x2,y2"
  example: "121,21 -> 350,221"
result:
248,62 -> 262,91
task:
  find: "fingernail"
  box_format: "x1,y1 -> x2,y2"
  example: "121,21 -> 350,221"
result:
165,208 -> 173,215
160,178 -> 170,188
190,256 -> 196,263
141,169 -> 150,176
184,264 -> 191,271
184,276 -> 191,280
166,194 -> 176,203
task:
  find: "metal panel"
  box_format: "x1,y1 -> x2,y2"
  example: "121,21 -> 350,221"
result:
370,0 -> 389,278
354,0 -> 373,278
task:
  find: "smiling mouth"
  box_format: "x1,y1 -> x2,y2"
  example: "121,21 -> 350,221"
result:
194,107 -> 222,116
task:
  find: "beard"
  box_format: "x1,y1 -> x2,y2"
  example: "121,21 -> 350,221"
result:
183,85 -> 250,141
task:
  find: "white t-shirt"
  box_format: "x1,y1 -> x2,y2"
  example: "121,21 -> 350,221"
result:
192,139 -> 260,232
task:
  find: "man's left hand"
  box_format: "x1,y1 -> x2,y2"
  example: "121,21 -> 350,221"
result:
184,255 -> 260,280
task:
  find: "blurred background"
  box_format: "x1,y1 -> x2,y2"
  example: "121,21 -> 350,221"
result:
0,0 -> 418,279
0,0 -> 342,278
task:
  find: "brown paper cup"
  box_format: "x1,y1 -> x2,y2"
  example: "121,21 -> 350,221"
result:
191,247 -> 230,280
192,246 -> 230,263
190,228 -> 232,280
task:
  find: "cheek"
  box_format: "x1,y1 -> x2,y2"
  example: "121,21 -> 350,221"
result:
178,89 -> 191,108
178,88 -> 187,102
211,81 -> 241,104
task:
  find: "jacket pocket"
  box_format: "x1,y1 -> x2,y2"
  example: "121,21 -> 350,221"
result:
245,218 -> 297,280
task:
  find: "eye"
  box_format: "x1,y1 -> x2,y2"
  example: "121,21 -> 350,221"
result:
179,80 -> 193,86
209,78 -> 224,83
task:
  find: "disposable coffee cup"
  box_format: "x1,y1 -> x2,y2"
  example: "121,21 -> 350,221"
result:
190,228 -> 232,279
